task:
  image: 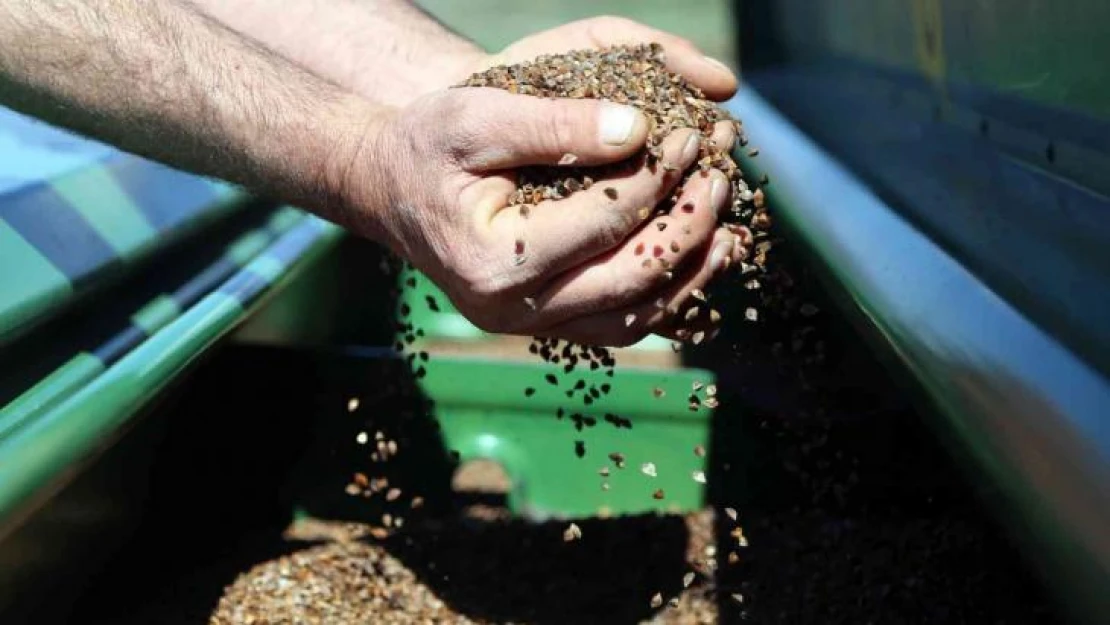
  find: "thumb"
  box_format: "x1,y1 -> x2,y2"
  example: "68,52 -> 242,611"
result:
450,88 -> 650,171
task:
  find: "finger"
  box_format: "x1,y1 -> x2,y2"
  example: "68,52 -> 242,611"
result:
527,168 -> 733,328
447,89 -> 650,171
708,120 -> 737,155
489,128 -> 702,281
536,226 -> 745,347
499,16 -> 738,101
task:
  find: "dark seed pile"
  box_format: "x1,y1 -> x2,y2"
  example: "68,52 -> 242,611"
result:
208,510 -> 725,625
458,43 -> 770,259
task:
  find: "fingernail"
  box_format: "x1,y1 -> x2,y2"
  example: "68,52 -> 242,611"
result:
709,239 -> 734,274
703,55 -> 733,75
682,132 -> 701,163
710,174 -> 729,209
599,102 -> 640,145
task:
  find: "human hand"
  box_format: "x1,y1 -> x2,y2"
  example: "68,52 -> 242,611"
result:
468,16 -> 738,103
344,88 -> 747,346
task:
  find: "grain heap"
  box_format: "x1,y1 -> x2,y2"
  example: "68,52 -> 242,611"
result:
458,43 -> 771,275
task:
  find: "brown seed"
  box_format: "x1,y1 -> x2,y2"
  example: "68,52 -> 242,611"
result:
692,330 -> 705,345
671,341 -> 683,352
608,451 -> 626,467
682,224 -> 692,235
519,204 -> 531,218
668,597 -> 680,609
682,572 -> 695,588
344,483 -> 361,496
411,496 -> 424,509
690,288 -> 706,301
563,522 -> 582,542
353,472 -> 369,488
709,309 -> 722,323
706,384 -> 718,397
599,466 -> 611,477
637,207 -> 651,220
731,593 -> 744,604
385,488 -> 401,502
650,593 -> 664,608
652,387 -> 665,398
669,240 -> 680,253
641,259 -> 653,269
684,306 -> 699,321
604,187 -> 619,200
652,488 -> 665,500
694,444 -> 706,457
656,221 -> 667,231
558,153 -> 578,165
728,552 -> 740,565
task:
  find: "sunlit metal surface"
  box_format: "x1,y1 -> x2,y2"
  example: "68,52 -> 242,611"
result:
727,89 -> 1110,623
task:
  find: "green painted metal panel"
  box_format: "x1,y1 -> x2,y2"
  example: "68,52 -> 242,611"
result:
0,353 -> 104,442
0,222 -> 73,339
0,294 -> 245,536
129,295 -> 181,336
52,167 -> 155,259
418,357 -> 713,518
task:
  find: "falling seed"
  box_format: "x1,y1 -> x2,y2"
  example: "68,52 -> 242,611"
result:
683,572 -> 696,588
684,306 -> 700,321
668,597 -> 680,609
353,473 -> 370,488
650,593 -> 663,608
725,507 -> 738,521
604,187 -> 619,200
728,552 -> 740,565
704,397 -> 720,409
344,483 -> 361,496
386,488 -> 402,502
694,445 -> 706,458
524,296 -> 537,310
706,384 -> 718,397
662,270 -> 673,280
709,309 -> 722,323
671,341 -> 682,352
355,432 -> 368,445
563,522 -> 582,542
386,440 -> 398,455
652,387 -> 665,398
608,452 -> 626,468
731,593 -> 744,604
545,373 -> 558,385
692,470 -> 707,483
599,466 -> 611,477
524,387 -> 535,397
602,482 -> 610,491
692,331 -> 705,345
558,153 -> 578,165
744,307 -> 759,322
705,545 -> 717,557
411,496 -> 424,509
346,398 -> 360,412
747,147 -> 760,157
690,288 -> 706,302
641,462 -> 657,477
652,488 -> 665,500
625,313 -> 636,327
654,297 -> 667,309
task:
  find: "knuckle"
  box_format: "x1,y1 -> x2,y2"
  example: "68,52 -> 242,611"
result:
544,104 -> 581,154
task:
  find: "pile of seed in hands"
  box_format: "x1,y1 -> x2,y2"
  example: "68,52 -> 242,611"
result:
458,43 -> 771,272
458,44 -> 771,360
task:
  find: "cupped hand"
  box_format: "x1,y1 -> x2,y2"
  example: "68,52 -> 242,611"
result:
346,87 -> 746,346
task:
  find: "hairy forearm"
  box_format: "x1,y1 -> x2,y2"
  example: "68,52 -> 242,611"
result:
186,0 -> 486,106
0,0 -> 389,232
